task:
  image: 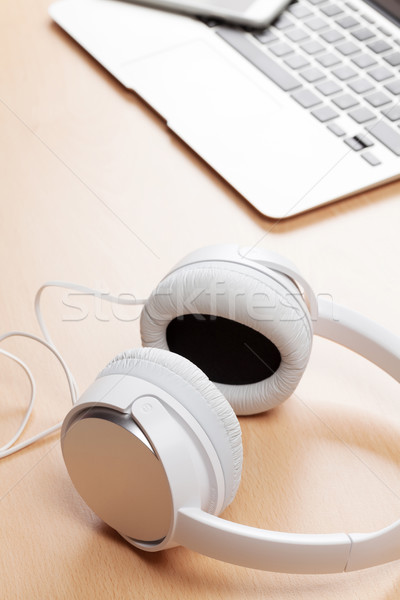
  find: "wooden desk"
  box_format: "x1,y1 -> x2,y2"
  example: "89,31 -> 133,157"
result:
1,1 -> 399,598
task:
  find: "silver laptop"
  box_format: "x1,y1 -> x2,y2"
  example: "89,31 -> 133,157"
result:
50,0 -> 400,218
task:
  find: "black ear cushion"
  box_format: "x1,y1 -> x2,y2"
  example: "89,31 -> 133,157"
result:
140,262 -> 312,414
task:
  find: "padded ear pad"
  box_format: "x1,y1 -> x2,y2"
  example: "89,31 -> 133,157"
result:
99,347 -> 243,512
140,262 -> 313,415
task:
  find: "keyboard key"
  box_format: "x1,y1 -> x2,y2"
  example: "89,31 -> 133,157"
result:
307,0 -> 326,5
335,41 -> 360,55
361,13 -> 375,24
311,105 -> 339,121
253,29 -> 278,44
316,80 -> 342,95
300,40 -> 325,54
362,151 -> 381,166
284,54 -> 310,69
345,137 -> 364,151
366,121 -> 400,155
345,1 -> 358,9
316,53 -> 341,67
332,65 -> 357,80
291,88 -> 322,108
383,52 -> 400,67
351,53 -> 377,68
216,29 -> 301,91
364,91 -> 391,107
327,122 -> 346,136
367,39 -> 392,53
381,105 -> 400,121
351,27 -> 375,41
288,3 -> 313,18
332,93 -> 359,109
301,67 -> 326,82
384,80 -> 400,95
356,133 -> 373,147
347,78 -> 374,93
320,29 -> 344,43
367,66 -> 393,81
321,4 -> 343,16
336,15 -> 359,28
273,14 -> 293,29
349,107 -> 376,123
377,26 -> 391,36
286,28 -> 309,42
305,17 -> 328,31
270,42 -> 294,57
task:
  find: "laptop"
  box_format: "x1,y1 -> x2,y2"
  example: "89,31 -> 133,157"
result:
50,0 -> 400,218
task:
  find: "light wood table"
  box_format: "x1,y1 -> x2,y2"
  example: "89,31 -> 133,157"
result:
1,2 -> 400,598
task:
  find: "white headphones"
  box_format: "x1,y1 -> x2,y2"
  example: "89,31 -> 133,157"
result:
3,244 -> 399,574
59,244 -> 400,574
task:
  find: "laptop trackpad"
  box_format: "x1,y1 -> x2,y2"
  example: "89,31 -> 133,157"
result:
120,38 -> 347,215
120,38 -> 283,125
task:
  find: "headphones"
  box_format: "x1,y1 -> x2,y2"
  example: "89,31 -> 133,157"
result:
8,244 -> 400,574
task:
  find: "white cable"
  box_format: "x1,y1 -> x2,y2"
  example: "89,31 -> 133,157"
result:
0,332 -> 76,459
35,281 -> 147,346
0,348 -> 36,453
0,282 -> 147,459
34,281 -> 147,400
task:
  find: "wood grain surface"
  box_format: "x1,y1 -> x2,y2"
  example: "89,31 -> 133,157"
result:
1,1 -> 400,598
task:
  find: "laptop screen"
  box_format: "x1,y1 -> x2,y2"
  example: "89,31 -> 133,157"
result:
368,0 -> 400,23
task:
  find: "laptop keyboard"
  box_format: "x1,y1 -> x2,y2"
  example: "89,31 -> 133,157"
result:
207,0 -> 400,166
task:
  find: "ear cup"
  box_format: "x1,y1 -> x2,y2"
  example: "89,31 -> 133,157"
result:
140,262 -> 313,415
99,347 -> 243,511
